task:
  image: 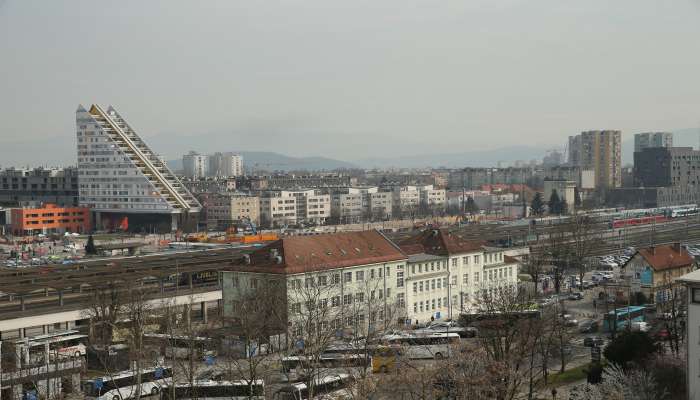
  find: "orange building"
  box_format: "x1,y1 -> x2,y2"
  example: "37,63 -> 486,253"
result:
11,203 -> 91,235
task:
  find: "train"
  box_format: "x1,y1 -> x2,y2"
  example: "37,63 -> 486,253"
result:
515,204 -> 698,229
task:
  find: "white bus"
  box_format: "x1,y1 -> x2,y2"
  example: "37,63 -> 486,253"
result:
273,374 -> 352,400
380,332 -> 459,359
81,367 -> 173,400
281,354 -> 368,373
142,333 -> 217,360
161,380 -> 265,400
15,330 -> 88,362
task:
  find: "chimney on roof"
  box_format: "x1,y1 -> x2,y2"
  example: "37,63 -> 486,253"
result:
672,242 -> 681,253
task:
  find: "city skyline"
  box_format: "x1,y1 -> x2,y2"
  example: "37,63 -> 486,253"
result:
2,1 -> 700,165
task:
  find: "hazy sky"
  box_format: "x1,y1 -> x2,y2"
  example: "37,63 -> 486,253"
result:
1,0 -> 700,164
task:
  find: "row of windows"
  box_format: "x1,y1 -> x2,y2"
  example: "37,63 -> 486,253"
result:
414,297 -> 448,313
412,278 -> 448,294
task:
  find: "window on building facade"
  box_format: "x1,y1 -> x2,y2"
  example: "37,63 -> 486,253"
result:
420,301 -> 424,312
419,281 -> 424,292
397,271 -> 404,287
356,292 -> 364,302
397,293 -> 405,307
437,279 -> 442,289
463,274 -> 468,284
332,273 -> 340,285
452,258 -> 457,267
318,275 -> 327,286
431,262 -> 435,271
305,277 -> 314,288
451,276 -> 457,285
386,288 -> 391,297
438,298 -> 442,308
250,279 -> 258,289
344,272 -> 352,283
413,282 -> 418,293
453,295 -> 458,305
463,256 -> 469,265
370,269 -> 375,279
475,255 -> 480,264
412,265 -> 416,274
431,279 -> 436,290
343,294 -> 352,305
332,296 -> 340,307
693,288 -> 700,303
356,271 -> 364,281
432,299 -> 436,310
386,266 -> 390,276
443,277 -> 448,287
414,303 -> 418,313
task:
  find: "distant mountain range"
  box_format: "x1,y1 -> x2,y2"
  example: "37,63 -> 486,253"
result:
2,127 -> 699,170
168,151 -> 358,172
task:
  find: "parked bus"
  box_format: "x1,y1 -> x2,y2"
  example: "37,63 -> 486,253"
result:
273,374 -> 352,400
603,306 -> 646,332
15,330 -> 88,362
161,380 -> 265,400
142,333 -> 217,359
281,353 -> 368,373
380,332 -> 459,359
81,366 -> 173,400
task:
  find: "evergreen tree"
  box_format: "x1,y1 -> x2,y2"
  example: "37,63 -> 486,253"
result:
548,190 -> 561,214
85,234 -> 97,255
531,192 -> 545,216
559,199 -> 569,215
465,196 -> 479,214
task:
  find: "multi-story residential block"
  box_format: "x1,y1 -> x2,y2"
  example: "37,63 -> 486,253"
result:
400,229 -> 520,322
221,231 -> 408,337
392,186 -> 420,217
279,189 -> 331,225
331,192 -> 364,224
418,185 -> 447,211
259,193 -> 297,227
369,192 -> 392,220
248,174 -> 355,191
10,203 -> 91,235
76,105 -> 201,232
209,152 -> 243,177
0,167 -> 79,207
206,193 -> 260,229
678,269 -> 700,400
634,132 -> 673,152
182,151 -> 209,178
634,147 -> 700,188
568,130 -> 622,189
623,244 -> 695,304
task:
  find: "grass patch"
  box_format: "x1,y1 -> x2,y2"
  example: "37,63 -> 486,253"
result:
548,364 -> 590,385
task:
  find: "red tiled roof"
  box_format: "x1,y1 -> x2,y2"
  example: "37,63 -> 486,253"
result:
638,244 -> 694,271
504,255 -> 519,264
232,230 -> 407,274
399,243 -> 425,256
399,228 -> 484,256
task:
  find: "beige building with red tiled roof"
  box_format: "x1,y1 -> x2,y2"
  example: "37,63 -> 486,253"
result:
400,229 -> 519,323
221,230 -> 409,338
221,229 -> 521,339
624,243 -> 696,303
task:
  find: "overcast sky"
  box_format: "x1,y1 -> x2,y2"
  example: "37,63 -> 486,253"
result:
1,0 -> 699,164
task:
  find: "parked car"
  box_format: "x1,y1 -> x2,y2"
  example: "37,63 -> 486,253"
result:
568,292 -> 584,301
583,336 -> 605,347
579,319 -> 599,333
